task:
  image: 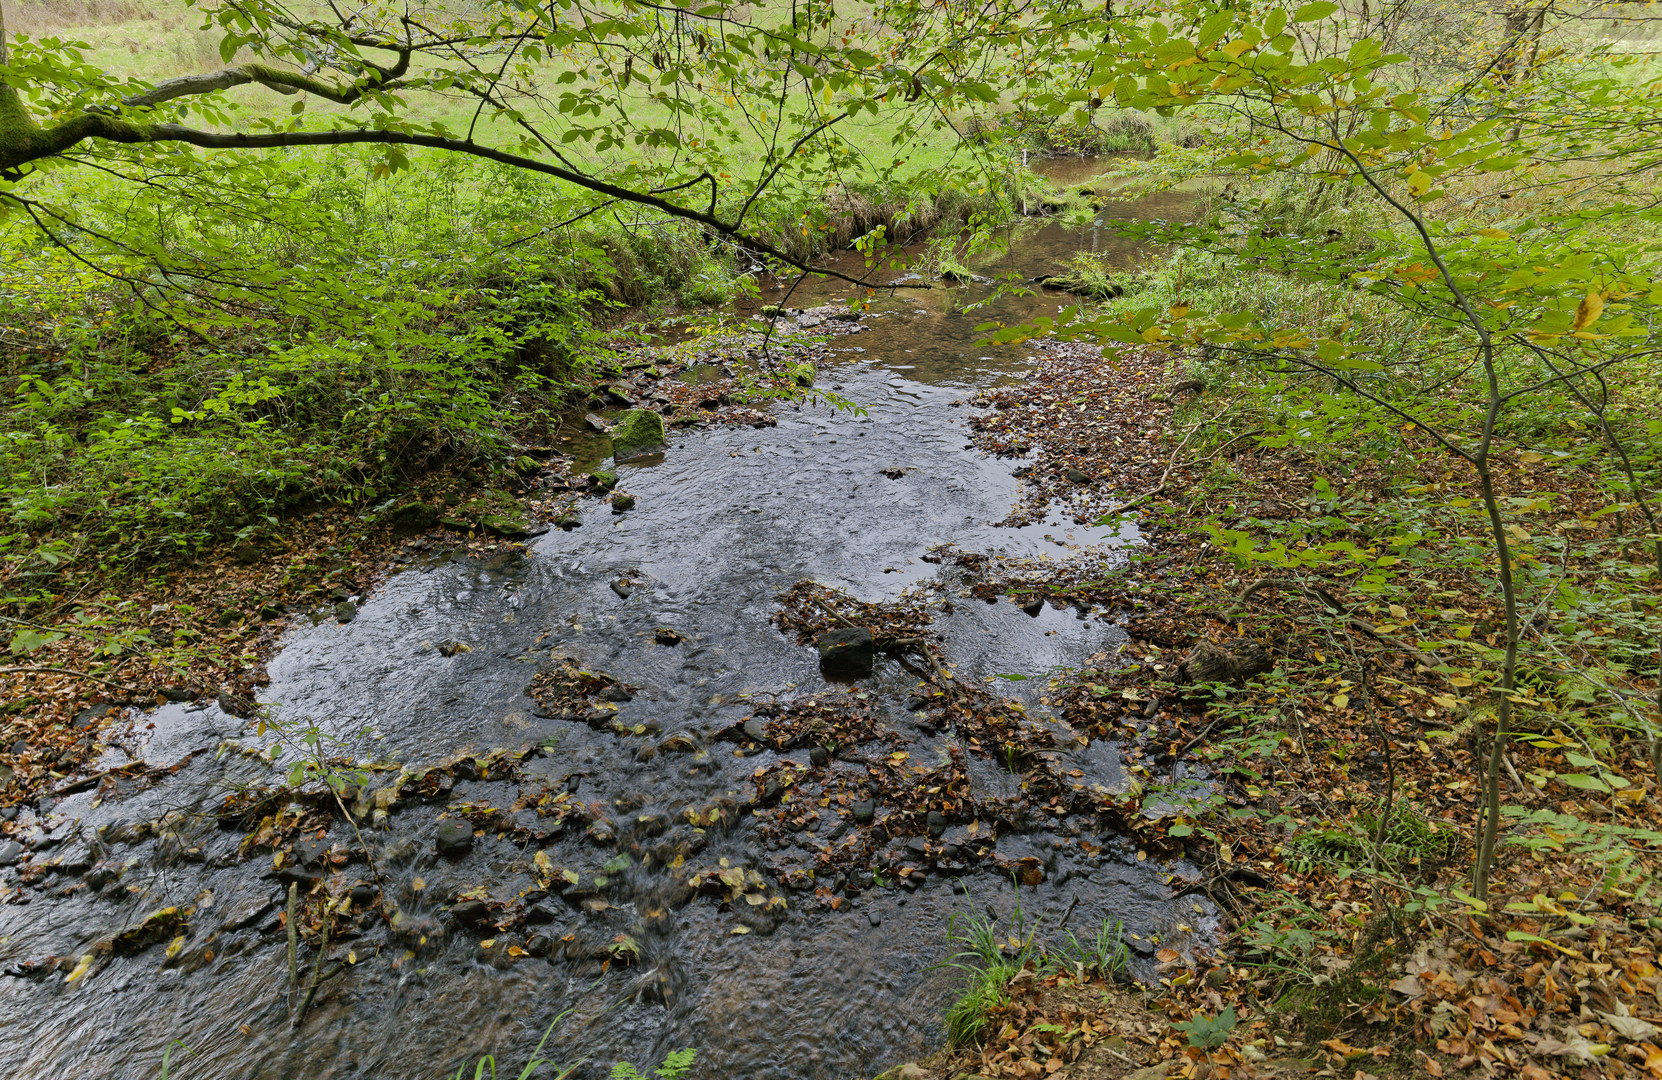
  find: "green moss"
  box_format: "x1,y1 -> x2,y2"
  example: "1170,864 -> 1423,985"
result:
610,409 -> 666,461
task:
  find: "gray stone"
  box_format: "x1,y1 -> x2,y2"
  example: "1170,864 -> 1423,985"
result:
0,841 -> 23,866
610,492 -> 636,512
868,910 -> 882,927
585,413 -> 611,433
435,819 -> 474,856
743,718 -> 769,743
1064,467 -> 1093,484
808,745 -> 829,768
334,601 -> 357,623
816,627 -> 875,676
851,800 -> 875,824
926,811 -> 947,838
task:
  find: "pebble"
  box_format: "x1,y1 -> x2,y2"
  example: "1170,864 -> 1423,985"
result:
0,841 -> 23,866
868,910 -> 882,927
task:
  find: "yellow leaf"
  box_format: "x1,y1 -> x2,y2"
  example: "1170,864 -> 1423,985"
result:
1518,451 -> 1543,464
1221,39 -> 1253,57
65,954 -> 95,984
730,925 -> 751,935
1476,228 -> 1511,239
507,945 -> 527,957
1218,843 -> 1234,864
1332,693 -> 1350,708
165,936 -> 186,960
479,939 -> 495,949
1571,292 -> 1604,331
1388,604 -> 1407,620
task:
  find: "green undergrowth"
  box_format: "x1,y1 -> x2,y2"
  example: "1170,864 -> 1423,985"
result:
937,899 -> 1130,1048
0,143 -> 1043,603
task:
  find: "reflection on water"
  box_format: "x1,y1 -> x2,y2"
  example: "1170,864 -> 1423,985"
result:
0,177 -> 1215,1080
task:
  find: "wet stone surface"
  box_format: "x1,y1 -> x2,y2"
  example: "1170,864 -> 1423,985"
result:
0,200 -> 1219,1080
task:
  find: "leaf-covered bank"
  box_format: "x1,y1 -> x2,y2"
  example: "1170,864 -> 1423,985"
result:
897,318 -> 1661,1079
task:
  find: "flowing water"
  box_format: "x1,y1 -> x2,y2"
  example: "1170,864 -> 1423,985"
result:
0,176 -> 1215,1080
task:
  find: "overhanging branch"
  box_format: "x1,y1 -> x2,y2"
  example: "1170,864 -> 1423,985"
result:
122,57 -> 411,108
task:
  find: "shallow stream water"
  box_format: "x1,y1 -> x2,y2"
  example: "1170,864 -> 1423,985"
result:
0,174 -> 1214,1080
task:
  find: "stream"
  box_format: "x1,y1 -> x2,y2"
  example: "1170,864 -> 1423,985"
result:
0,173 -> 1216,1080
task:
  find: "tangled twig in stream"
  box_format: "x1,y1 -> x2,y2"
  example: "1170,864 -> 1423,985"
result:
772,579 -> 937,644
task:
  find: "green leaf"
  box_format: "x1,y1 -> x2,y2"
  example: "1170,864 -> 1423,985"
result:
1557,773 -> 1610,793
1293,2 -> 1339,21
1168,823 -> 1194,837
7,628 -> 65,655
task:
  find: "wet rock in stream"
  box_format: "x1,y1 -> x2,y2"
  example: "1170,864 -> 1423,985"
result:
815,626 -> 875,675
436,819 -> 475,856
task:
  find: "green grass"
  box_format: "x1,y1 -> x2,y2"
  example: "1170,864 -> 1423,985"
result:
935,896 -> 1131,1048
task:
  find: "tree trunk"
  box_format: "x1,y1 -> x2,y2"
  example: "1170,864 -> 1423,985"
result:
1472,464 -> 1522,899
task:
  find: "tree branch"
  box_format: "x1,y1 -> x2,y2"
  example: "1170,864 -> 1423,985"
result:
121,57 -> 410,109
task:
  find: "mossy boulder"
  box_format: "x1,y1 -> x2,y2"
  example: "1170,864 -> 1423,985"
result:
610,409 -> 666,461
388,501 -> 438,536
